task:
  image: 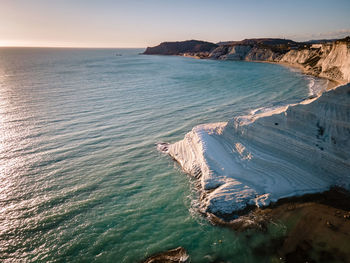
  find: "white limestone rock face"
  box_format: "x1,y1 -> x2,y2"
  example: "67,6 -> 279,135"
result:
209,46 -> 230,59
318,43 -> 350,82
209,41 -> 350,84
210,45 -> 280,61
245,47 -> 282,61
279,47 -> 326,65
225,45 -> 252,60
167,84 -> 350,216
279,42 -> 350,83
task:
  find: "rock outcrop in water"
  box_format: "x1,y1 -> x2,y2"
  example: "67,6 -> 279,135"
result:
162,84 -> 350,218
142,247 -> 189,263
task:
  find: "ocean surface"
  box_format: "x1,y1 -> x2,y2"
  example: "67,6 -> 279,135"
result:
0,48 -> 327,262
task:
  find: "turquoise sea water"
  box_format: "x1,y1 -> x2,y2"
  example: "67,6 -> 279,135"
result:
0,48 -> 326,262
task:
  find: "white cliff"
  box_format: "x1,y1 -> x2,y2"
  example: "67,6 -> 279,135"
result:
210,39 -> 350,84
164,84 -> 350,217
279,42 -> 350,83
154,38 -> 350,218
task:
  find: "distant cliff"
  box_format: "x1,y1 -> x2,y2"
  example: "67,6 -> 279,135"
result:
279,38 -> 350,83
213,37 -> 350,83
144,38 -> 297,58
143,40 -> 218,56
144,37 -> 350,84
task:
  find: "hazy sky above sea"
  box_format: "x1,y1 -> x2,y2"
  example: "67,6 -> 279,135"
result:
1,0 -> 350,47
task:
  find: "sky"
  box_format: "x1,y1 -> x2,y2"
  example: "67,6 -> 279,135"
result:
0,0 -> 350,48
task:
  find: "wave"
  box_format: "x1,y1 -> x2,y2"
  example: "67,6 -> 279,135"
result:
307,75 -> 328,96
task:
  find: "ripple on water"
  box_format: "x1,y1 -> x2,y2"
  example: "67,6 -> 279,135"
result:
0,48 -> 319,262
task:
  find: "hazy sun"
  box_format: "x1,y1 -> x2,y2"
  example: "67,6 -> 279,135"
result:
0,40 -> 18,47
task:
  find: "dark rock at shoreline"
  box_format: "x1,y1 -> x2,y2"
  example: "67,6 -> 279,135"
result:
143,40 -> 218,55
206,187 -> 350,226
210,187 -> 350,262
142,247 -> 189,263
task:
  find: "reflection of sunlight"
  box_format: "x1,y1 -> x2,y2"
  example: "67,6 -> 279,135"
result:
0,70 -> 8,154
0,70 -> 11,210
0,40 -> 19,47
0,40 -> 27,47
0,72 -> 12,187
0,68 -> 29,230
0,66 -> 32,239
0,69 -> 23,181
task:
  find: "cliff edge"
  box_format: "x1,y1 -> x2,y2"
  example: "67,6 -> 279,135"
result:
211,37 -> 350,84
163,83 -> 350,218
154,37 -> 350,219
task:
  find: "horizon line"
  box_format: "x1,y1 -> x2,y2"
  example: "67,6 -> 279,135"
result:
0,45 -> 147,49
1,34 -> 348,49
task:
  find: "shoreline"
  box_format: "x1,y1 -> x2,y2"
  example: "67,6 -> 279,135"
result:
143,186 -> 350,262
206,186 -> 350,227
154,46 -> 350,261
183,54 -> 345,91
160,58 -> 350,220
159,77 -> 350,262
255,60 -> 343,91
144,37 -> 350,262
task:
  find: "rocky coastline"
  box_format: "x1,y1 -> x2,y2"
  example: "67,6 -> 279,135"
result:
151,36 -> 350,217
148,37 -> 350,263
160,83 -> 350,218
144,37 -> 350,84
145,37 -> 350,262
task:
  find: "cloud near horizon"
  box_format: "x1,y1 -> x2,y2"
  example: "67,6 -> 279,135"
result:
290,29 -> 350,41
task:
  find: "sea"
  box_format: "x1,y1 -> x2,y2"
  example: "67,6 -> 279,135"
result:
0,48 -> 327,262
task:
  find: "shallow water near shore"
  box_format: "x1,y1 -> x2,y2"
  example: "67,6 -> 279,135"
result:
0,48 -> 327,262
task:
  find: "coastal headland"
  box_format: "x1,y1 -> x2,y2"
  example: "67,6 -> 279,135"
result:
149,36 -> 350,216
146,37 -> 350,262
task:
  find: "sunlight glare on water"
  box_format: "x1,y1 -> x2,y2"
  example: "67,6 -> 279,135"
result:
0,48 -> 326,262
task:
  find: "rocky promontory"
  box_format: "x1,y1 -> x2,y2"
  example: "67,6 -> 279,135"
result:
149,36 -> 350,263
163,83 -> 350,218
143,40 -> 218,57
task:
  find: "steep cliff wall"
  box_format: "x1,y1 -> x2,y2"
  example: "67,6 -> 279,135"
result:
209,38 -> 350,84
164,84 -> 350,217
279,42 -> 350,83
209,45 -> 285,61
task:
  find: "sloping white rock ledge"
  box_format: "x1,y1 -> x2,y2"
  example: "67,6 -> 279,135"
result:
163,84 -> 350,217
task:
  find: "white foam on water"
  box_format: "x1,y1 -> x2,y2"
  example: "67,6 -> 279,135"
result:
307,75 -> 328,96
